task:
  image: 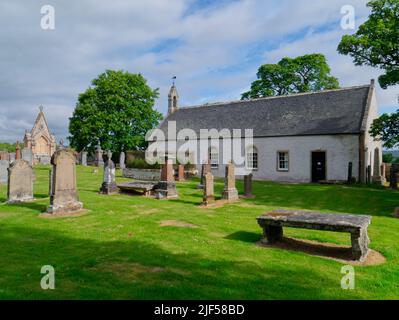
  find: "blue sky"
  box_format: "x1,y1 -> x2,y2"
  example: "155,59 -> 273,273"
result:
0,0 -> 397,143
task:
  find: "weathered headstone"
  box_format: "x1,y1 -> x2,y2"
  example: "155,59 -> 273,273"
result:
372,150 -> 383,185
95,141 -> 104,167
391,164 -> 398,190
46,149 -> 83,214
380,164 -> 386,184
15,142 -> 22,160
202,172 -> 215,205
222,162 -> 238,201
244,174 -> 254,198
176,164 -> 185,182
81,151 -> 88,166
347,162 -> 353,184
100,152 -> 119,195
366,165 -> 371,184
0,151 -> 9,161
197,161 -> 211,189
155,158 -> 178,199
22,148 -> 33,166
0,160 -> 9,184
119,151 -> 126,170
7,160 -> 34,203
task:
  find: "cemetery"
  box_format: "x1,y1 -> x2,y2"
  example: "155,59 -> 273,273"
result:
0,151 -> 398,299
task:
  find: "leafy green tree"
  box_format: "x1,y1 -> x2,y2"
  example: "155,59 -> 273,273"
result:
242,54 -> 339,99
68,70 -> 162,153
337,0 -> 399,89
369,110 -> 399,148
383,152 -> 394,163
0,142 -> 16,152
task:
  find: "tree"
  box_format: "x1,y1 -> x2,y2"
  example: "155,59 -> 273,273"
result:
68,70 -> 162,153
337,0 -> 399,89
241,54 -> 339,99
383,152 -> 394,163
369,110 -> 399,148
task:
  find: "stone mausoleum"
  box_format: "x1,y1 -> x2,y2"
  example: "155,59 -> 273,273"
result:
23,106 -> 56,165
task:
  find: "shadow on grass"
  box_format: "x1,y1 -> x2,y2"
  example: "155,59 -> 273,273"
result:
224,231 -> 261,243
8,201 -> 47,212
0,225 -> 345,300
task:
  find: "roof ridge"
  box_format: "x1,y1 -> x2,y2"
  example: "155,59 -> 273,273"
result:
176,84 -> 371,111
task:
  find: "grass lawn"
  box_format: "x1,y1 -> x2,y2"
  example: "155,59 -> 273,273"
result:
0,165 -> 398,300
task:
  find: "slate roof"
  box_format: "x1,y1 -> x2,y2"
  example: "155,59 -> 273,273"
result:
157,85 -> 373,139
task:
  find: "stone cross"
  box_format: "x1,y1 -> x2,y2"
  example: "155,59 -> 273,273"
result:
47,149 -> 83,214
7,159 -> 34,203
222,162 -> 238,201
244,174 -> 253,198
0,160 -> 9,184
202,172 -> 215,205
176,164 -> 185,181
119,151 -> 126,170
100,157 -> 119,195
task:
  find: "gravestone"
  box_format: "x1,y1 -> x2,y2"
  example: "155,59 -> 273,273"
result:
380,164 -> 386,184
176,164 -> 185,182
202,172 -> 215,205
0,151 -> 9,161
119,152 -> 126,170
95,141 -> 104,167
244,174 -> 254,198
372,149 -> 383,185
15,142 -> 22,160
22,148 -> 33,166
81,151 -> 88,166
155,158 -> 178,199
347,162 -> 354,184
222,162 -> 238,201
9,153 -> 16,163
366,165 -> 371,184
197,162 -> 211,189
47,149 -> 83,214
7,160 -> 34,203
0,160 -> 9,184
391,164 -> 399,190
100,152 -> 119,195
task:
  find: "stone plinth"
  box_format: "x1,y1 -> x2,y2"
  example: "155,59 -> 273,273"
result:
222,163 -> 238,201
7,160 -> 34,203
47,149 -> 83,214
202,172 -> 215,205
257,210 -> 371,261
155,159 -> 178,199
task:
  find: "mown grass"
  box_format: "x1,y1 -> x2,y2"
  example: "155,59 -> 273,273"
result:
0,165 -> 398,300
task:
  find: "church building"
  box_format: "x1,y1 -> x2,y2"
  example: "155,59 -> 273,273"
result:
24,106 -> 57,165
153,79 -> 383,184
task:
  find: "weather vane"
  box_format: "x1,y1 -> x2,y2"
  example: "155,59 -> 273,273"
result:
39,105 -> 44,112
172,76 -> 177,86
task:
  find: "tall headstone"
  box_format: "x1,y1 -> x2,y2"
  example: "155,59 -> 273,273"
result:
22,148 -> 33,166
7,160 -> 34,203
202,172 -> 215,205
0,160 -> 9,184
100,152 -> 119,195
119,151 -> 126,170
176,164 -> 185,182
155,158 -> 178,199
95,141 -> 104,167
347,162 -> 353,184
222,162 -> 238,201
244,174 -> 254,198
47,149 -> 83,214
380,164 -> 386,184
372,149 -> 383,185
197,161 -> 211,189
81,151 -> 88,166
15,141 -> 22,160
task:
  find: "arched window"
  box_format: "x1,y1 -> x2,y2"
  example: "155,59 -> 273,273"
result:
173,96 -> 177,108
246,146 -> 258,170
209,147 -> 219,169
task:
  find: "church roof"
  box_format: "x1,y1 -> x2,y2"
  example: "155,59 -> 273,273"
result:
157,84 -> 373,139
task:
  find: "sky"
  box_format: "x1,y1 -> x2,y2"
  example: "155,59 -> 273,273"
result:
0,0 -> 398,143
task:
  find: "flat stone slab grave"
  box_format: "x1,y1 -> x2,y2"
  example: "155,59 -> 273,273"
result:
117,181 -> 158,196
257,210 -> 371,261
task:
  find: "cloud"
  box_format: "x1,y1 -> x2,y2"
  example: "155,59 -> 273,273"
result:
0,0 -> 397,143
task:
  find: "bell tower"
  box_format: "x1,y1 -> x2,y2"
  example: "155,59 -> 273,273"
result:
168,77 -> 179,115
